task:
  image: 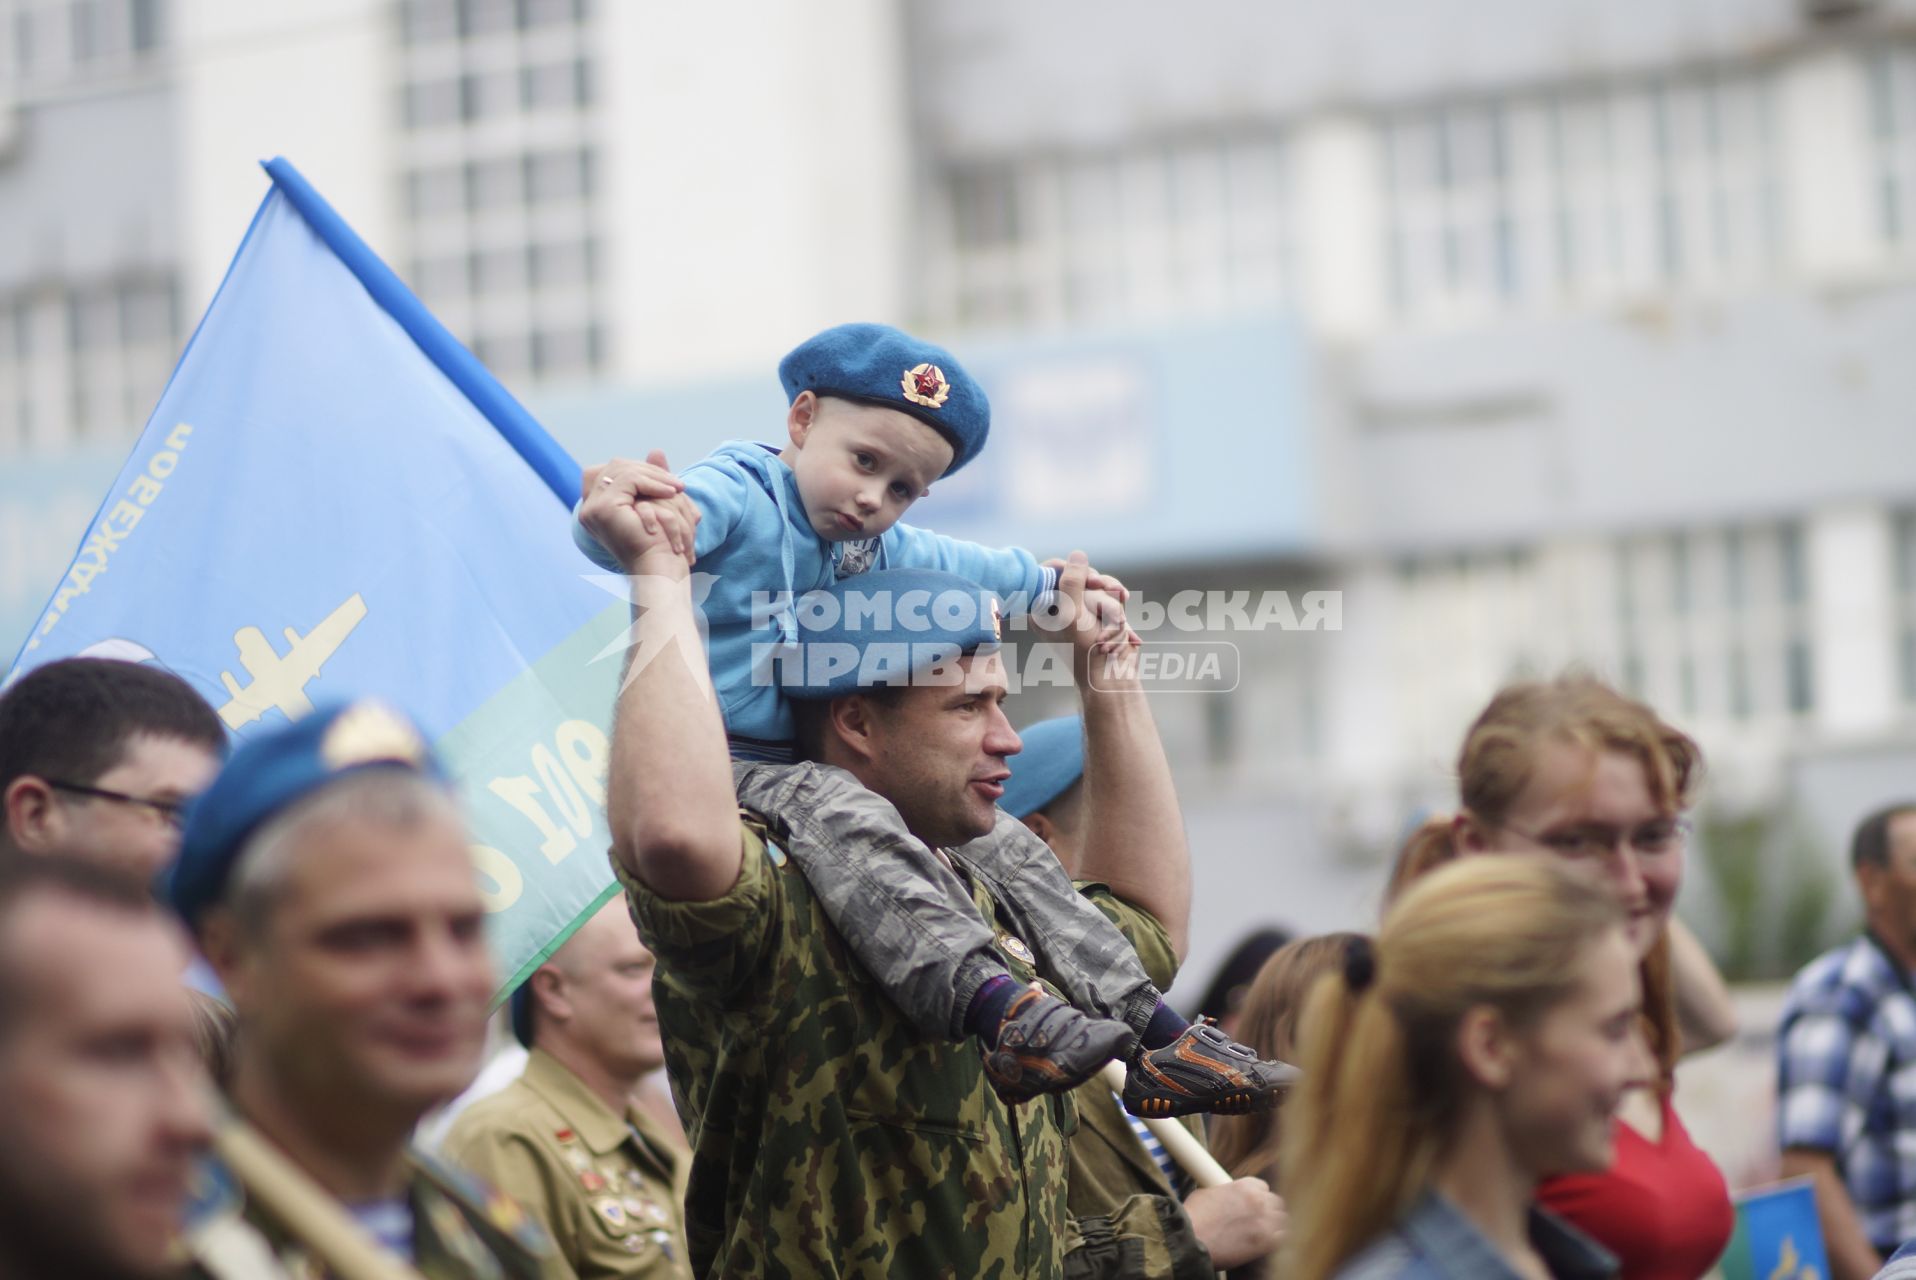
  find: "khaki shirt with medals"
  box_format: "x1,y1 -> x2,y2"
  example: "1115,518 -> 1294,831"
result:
441,1048 -> 693,1280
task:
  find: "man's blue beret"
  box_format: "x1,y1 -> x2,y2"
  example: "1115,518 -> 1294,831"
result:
781,568 -> 1004,702
778,322 -> 989,475
999,715 -> 1085,819
166,700 -> 447,927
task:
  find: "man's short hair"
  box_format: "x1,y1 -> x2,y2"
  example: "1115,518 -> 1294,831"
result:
221,770 -> 459,939
789,685 -> 907,764
0,856 -> 154,1036
0,659 -> 225,796
1853,803 -> 1916,871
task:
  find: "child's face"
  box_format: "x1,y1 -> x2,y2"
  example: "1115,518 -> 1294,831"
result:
785,396 -> 955,542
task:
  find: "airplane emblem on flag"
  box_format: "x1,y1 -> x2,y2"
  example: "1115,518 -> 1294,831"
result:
215,593 -> 369,729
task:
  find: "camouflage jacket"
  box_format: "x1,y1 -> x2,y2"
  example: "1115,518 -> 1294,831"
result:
616,812 -> 1179,1280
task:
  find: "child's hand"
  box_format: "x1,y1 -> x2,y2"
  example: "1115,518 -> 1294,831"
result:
1053,551 -> 1140,680
1041,556 -> 1128,603
584,451 -> 686,504
580,451 -> 698,567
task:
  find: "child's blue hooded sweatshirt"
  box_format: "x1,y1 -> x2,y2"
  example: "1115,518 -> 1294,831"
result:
573,440 -> 1052,745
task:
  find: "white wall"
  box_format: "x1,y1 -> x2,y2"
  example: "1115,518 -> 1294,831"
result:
598,0 -> 912,383
175,0 -> 398,314
1808,503 -> 1901,739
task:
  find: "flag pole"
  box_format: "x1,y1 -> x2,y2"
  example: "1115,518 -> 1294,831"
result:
1097,1060 -> 1231,1189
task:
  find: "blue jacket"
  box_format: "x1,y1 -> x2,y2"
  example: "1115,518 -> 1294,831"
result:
573,441 -> 1050,743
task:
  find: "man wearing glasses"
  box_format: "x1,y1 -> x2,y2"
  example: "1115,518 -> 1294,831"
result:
0,657 -> 226,880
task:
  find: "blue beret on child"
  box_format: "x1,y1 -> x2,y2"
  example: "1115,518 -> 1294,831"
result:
166,700 -> 447,927
778,323 -> 990,475
998,715 -> 1086,819
781,568 -> 1005,702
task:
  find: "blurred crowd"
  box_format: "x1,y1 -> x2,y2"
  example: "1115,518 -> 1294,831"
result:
5,624 -> 1914,1280
4,323 -> 1914,1280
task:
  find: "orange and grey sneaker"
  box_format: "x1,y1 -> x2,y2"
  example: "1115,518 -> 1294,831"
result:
1120,1018 -> 1300,1118
981,985 -> 1135,1105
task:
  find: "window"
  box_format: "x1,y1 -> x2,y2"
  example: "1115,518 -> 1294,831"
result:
129,0 -> 157,50
457,0 -> 516,39
0,273 -> 180,453
471,156 -> 523,211
530,239 -> 590,289
1896,510 -> 1916,704
1865,47 -> 1916,248
405,79 -> 461,129
1615,524 -> 1813,725
526,148 -> 586,203
402,0 -> 458,44
521,60 -> 577,112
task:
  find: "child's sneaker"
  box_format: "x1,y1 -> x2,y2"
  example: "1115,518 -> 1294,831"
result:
1120,1018 -> 1299,1118
981,985 -> 1134,1105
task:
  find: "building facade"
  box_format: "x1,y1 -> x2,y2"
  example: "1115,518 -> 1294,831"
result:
4,0 -> 1915,982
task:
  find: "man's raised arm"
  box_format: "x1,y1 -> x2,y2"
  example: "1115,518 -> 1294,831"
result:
1057,553 -> 1192,961
579,454 -> 744,902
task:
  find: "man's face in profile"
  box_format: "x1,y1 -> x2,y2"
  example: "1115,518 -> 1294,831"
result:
8,733 -> 221,881
855,653 -> 1023,850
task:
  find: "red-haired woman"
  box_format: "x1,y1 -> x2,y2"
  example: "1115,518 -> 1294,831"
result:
1385,675 -> 1736,1280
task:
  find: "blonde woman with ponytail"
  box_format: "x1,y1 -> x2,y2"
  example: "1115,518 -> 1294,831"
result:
1283,856 -> 1649,1280
1384,676 -> 1735,1279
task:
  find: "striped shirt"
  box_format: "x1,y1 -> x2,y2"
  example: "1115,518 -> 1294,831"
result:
1114,1091 -> 1180,1189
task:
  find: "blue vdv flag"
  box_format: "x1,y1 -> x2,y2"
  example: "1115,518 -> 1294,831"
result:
7,158 -> 630,999
1718,1178 -> 1829,1280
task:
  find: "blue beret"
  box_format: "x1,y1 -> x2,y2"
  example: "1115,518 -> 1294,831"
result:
778,323 -> 989,475
999,715 -> 1085,818
781,568 -> 1004,702
166,700 -> 447,927
509,982 -> 535,1047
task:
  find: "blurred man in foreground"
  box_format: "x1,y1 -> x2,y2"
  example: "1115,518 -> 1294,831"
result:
0,657 -> 225,879
0,856 -> 213,1279
445,900 -> 691,1277
168,699 -> 553,1278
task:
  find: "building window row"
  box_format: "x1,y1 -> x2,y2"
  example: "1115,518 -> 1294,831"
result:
0,273 -> 179,453
922,60 -> 1845,333
924,133 -> 1296,331
8,0 -> 163,82
1383,70 -> 1785,321
406,147 -> 596,218
408,236 -> 598,300
1381,521 -> 1816,774
1866,47 -> 1916,251
401,58 -> 591,128
396,0 -> 605,387
1614,524 -> 1812,724
400,0 -> 588,46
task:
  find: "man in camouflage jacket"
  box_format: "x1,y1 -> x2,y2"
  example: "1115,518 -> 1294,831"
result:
582,458 -> 1195,1278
